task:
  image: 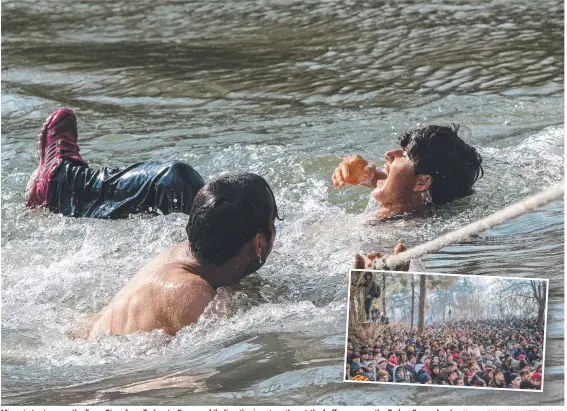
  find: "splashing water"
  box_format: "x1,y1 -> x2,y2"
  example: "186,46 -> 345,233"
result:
2,0 -> 563,406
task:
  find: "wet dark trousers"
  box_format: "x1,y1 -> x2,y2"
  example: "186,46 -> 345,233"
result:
49,160 -> 205,218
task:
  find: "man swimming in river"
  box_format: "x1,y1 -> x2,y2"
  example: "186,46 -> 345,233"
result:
88,173 -> 281,337
26,108 -> 205,218
332,125 -> 484,219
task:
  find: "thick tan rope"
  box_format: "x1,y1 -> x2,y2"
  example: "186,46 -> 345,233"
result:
373,182 -> 564,269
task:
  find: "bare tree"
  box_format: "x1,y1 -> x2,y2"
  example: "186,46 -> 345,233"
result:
410,275 -> 415,330
530,280 -> 547,332
417,275 -> 457,335
492,278 -> 546,330
418,274 -> 426,335
382,273 -> 387,318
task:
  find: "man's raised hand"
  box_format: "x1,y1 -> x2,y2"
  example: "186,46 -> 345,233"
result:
332,155 -> 378,188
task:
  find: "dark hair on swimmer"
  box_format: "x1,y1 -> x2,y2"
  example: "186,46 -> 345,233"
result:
187,173 -> 282,265
399,124 -> 484,205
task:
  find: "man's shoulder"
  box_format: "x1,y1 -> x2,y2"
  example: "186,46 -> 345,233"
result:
132,241 -> 192,278
149,263 -> 216,334
155,262 -> 215,295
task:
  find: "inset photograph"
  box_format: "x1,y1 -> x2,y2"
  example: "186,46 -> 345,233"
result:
345,270 -> 547,391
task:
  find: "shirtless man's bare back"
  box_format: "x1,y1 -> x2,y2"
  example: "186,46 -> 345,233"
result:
89,173 -> 280,338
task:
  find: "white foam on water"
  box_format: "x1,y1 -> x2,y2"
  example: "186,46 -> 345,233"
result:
1,125 -> 564,381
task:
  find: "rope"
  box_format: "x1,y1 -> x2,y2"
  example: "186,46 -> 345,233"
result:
373,182 -> 564,269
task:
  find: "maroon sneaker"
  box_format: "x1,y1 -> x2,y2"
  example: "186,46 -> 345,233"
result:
25,108 -> 88,209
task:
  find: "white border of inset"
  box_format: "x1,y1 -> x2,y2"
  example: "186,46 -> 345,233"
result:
343,269 -> 549,392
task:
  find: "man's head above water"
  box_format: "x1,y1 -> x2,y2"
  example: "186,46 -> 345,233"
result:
187,173 -> 282,287
395,124 -> 484,205
89,173 -> 281,338
332,124 -> 484,218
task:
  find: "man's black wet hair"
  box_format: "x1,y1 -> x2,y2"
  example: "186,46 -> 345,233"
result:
187,173 -> 282,265
399,124 -> 484,205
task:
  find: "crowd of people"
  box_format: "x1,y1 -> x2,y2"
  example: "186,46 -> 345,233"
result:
345,318 -> 544,390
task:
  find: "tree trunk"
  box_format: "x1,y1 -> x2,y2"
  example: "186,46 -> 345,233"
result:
382,273 -> 387,319
537,303 -> 545,331
349,272 -> 367,326
418,274 -> 426,336
410,275 -> 415,330
348,273 -> 391,349
536,281 -> 546,332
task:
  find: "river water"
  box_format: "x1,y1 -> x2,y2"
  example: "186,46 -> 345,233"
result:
1,0 -> 564,406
